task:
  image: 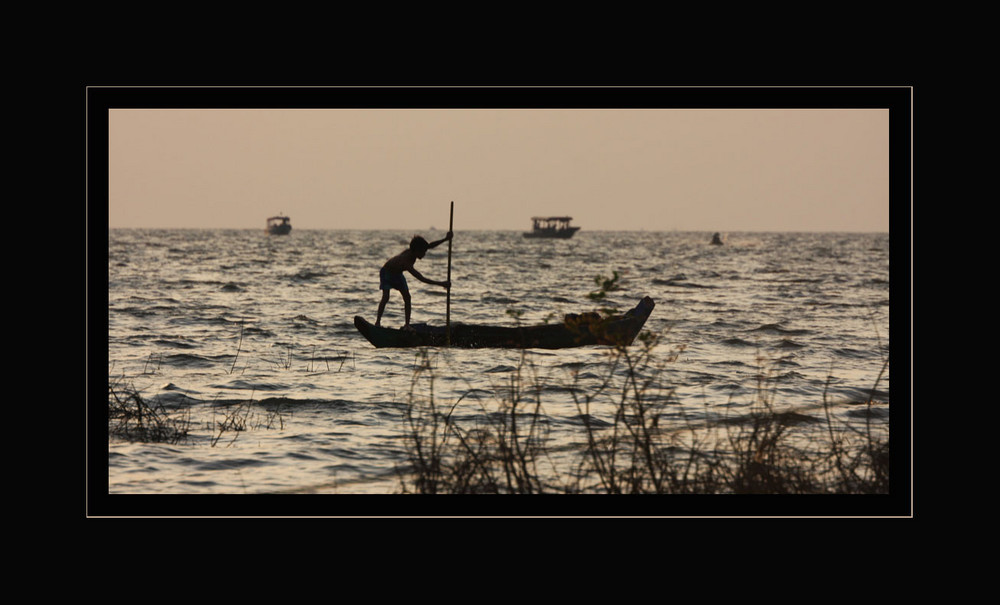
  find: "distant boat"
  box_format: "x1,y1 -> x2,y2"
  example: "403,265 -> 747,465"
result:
523,216 -> 580,239
354,297 -> 654,349
266,215 -> 292,235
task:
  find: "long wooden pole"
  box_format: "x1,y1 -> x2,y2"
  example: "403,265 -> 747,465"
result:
446,201 -> 454,346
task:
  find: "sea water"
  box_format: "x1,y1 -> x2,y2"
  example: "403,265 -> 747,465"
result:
101,229 -> 892,505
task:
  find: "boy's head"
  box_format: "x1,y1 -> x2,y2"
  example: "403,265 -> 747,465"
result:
410,236 -> 430,258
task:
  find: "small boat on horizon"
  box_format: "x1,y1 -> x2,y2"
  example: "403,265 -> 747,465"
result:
354,297 -> 654,349
266,215 -> 292,235
523,216 -> 580,239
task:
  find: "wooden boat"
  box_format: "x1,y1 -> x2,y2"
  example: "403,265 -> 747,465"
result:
523,216 -> 580,239
354,296 -> 655,349
266,215 -> 292,235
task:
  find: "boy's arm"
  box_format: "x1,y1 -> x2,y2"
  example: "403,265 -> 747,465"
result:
408,267 -> 450,288
427,231 -> 453,249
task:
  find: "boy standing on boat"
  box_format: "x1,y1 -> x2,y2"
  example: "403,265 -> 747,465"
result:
376,232 -> 452,328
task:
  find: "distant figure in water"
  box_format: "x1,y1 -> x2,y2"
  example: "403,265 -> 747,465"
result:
376,232 -> 452,328
711,232 -> 724,245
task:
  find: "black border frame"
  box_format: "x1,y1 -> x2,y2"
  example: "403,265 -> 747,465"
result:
87,86 -> 912,518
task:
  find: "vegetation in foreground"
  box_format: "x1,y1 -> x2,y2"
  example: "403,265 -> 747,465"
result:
398,333 -> 890,495
108,374 -> 286,448
108,375 -> 191,445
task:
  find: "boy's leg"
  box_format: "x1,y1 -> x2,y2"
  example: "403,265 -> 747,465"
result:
402,289 -> 412,327
376,289 -> 391,326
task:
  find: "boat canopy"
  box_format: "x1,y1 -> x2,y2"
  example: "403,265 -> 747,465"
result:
531,216 -> 574,228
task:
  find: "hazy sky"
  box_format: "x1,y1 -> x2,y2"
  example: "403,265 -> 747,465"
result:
108,107 -> 889,232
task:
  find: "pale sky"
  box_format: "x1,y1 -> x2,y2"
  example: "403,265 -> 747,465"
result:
107,107 -> 889,232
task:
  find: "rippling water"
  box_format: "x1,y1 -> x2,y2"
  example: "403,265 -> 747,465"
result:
104,228 -> 890,500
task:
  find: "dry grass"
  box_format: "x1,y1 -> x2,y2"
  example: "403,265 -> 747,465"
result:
108,375 -> 191,445
396,333 -> 890,495
108,376 -> 287,448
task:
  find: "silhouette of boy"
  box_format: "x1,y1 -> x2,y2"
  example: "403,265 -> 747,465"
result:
376,232 -> 452,328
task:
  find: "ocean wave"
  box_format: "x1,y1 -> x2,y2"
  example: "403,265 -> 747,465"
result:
291,269 -> 329,282
212,378 -> 291,392
192,458 -> 272,471
565,414 -> 614,427
653,277 -> 717,289
776,339 -> 806,349
846,405 -> 889,419
481,293 -> 519,305
153,338 -> 197,349
750,323 -> 811,335
163,353 -> 217,368
833,347 -> 874,359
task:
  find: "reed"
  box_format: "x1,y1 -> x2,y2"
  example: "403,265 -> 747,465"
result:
228,320 -> 244,374
108,375 -> 287,447
398,348 -> 553,494
396,333 -> 890,495
110,329 -> 345,447
108,375 -> 191,444
209,392 -> 285,447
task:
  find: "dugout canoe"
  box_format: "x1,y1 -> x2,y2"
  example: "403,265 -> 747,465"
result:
353,296 -> 655,349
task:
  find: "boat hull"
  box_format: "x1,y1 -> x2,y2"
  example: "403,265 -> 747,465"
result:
522,227 -> 580,239
354,297 -> 655,349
